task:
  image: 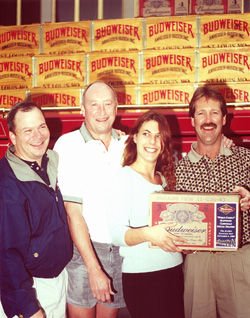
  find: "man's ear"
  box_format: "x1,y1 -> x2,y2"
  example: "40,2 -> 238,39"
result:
9,132 -> 16,145
223,115 -> 226,126
81,104 -> 85,117
191,117 -> 195,128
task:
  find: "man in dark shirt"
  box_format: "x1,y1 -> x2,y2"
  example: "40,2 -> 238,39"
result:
0,101 -> 73,318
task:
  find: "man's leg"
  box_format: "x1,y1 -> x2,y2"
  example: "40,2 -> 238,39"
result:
67,303 -> 96,318
34,269 -> 68,318
184,253 -> 217,318
215,244 -> 250,318
67,243 -> 125,317
96,303 -> 119,318
67,302 -> 119,318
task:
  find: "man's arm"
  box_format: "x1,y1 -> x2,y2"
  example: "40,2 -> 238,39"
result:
64,201 -> 114,303
0,194 -> 41,317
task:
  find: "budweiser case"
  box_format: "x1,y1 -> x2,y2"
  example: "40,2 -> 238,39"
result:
149,191 -> 241,251
138,0 -> 189,17
190,0 -> 243,15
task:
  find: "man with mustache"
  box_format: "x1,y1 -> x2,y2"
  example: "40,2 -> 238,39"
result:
175,85 -> 250,318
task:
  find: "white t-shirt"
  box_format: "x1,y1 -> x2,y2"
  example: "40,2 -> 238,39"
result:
54,124 -> 127,243
108,166 -> 183,273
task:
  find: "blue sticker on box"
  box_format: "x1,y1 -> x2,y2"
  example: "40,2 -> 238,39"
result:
216,203 -> 237,248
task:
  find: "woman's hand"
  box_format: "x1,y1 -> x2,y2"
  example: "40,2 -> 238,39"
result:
146,223 -> 186,253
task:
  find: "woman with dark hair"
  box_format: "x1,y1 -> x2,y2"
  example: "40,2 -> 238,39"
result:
108,110 -> 185,318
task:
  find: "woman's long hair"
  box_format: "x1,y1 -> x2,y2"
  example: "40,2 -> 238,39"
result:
123,110 -> 176,190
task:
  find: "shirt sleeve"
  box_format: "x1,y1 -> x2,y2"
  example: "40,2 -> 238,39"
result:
0,186 -> 40,318
107,168 -> 133,247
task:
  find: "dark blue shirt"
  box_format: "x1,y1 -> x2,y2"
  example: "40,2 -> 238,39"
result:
0,148 -> 73,318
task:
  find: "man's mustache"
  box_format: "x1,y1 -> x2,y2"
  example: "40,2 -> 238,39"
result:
201,123 -> 217,129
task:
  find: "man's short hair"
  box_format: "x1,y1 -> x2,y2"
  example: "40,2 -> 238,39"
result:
82,80 -> 118,107
7,100 -> 44,133
189,85 -> 228,118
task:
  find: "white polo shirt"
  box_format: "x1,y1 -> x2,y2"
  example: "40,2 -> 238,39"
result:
54,123 -> 127,243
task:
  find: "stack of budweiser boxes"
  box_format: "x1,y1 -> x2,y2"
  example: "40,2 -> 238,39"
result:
0,2 -> 250,158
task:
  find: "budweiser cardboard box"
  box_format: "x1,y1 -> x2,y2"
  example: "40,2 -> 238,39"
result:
197,82 -> 250,104
41,21 -> 90,55
145,16 -> 197,50
29,88 -> 81,108
92,18 -> 143,52
0,90 -> 27,107
115,85 -> 137,105
137,0 -> 188,17
198,48 -> 250,84
33,54 -> 85,89
190,0 -> 243,15
142,49 -> 196,85
200,14 -> 250,49
0,24 -> 40,56
0,56 -> 33,90
87,52 -> 139,86
149,191 -> 241,251
138,84 -> 194,105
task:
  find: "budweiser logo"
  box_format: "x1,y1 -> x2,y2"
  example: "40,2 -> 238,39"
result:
0,95 -> 22,106
202,53 -> 250,69
45,27 -> 88,43
148,21 -> 194,38
218,204 -> 235,215
0,61 -> 30,75
38,59 -> 83,76
91,57 -> 136,73
0,30 -> 37,45
95,24 -> 140,40
203,19 -> 249,36
32,93 -> 76,106
145,54 -> 193,71
143,89 -> 190,104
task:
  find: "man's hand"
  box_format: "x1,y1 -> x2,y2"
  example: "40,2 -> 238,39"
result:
88,268 -> 115,303
114,129 -> 126,136
233,186 -> 250,211
146,223 -> 186,253
222,134 -> 235,148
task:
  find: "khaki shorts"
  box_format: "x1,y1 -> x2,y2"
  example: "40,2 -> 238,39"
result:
66,242 -> 125,309
0,269 -> 67,318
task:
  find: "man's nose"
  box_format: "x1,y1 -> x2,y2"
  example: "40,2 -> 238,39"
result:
33,129 -> 43,138
99,104 -> 106,115
204,113 -> 211,123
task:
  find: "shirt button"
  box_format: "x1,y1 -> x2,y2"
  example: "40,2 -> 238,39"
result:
33,253 -> 39,258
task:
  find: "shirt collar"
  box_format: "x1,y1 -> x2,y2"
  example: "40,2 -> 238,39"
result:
79,122 -> 120,143
188,139 -> 233,163
22,154 -> 50,185
22,154 -> 48,170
